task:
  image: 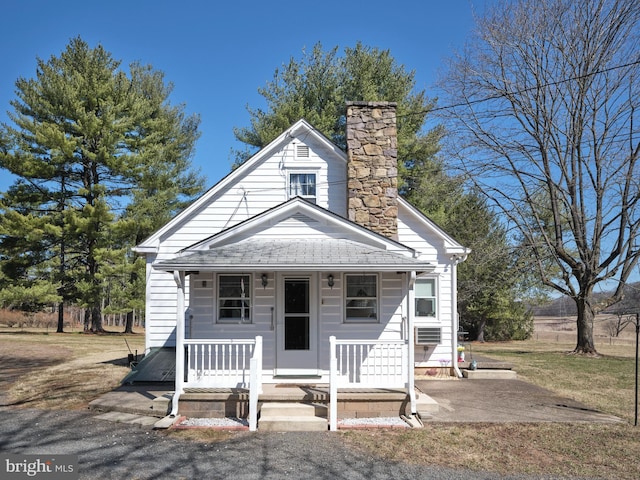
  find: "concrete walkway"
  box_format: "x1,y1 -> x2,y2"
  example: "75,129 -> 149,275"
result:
88,375 -> 623,428
416,377 -> 622,423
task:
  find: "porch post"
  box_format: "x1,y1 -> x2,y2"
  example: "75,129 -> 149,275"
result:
249,335 -> 263,432
170,270 -> 186,417
329,335 -> 338,431
407,271 -> 417,415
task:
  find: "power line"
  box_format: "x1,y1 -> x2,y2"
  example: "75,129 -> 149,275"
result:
399,59 -> 640,119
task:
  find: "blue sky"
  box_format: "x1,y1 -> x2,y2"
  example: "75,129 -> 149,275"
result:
0,0 -> 492,191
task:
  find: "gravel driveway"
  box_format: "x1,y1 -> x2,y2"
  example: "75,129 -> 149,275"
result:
0,406 -> 548,480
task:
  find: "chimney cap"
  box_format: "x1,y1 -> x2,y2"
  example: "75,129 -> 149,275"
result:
346,101 -> 397,107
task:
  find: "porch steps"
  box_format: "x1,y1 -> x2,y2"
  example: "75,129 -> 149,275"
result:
258,402 -> 328,431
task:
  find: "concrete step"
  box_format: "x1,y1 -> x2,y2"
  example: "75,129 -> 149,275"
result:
260,402 -> 327,418
259,402 -> 328,431
415,392 -> 439,415
88,387 -> 172,418
259,415 -> 328,431
462,369 -> 517,379
93,411 -> 160,429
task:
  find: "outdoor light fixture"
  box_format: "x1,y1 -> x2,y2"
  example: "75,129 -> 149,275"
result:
261,273 -> 268,289
327,274 -> 334,289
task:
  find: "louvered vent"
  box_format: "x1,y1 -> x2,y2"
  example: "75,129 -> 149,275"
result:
415,327 -> 441,345
296,145 -> 310,158
290,213 -> 317,223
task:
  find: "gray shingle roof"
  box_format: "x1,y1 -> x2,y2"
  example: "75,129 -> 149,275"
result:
154,238 -> 432,272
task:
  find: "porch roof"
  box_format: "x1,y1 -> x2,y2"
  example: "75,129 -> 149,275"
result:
153,238 -> 433,272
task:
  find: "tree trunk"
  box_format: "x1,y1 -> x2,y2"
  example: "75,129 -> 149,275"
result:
56,301 -> 64,333
90,304 -> 104,332
476,318 -> 487,343
124,310 -> 134,334
574,295 -> 597,354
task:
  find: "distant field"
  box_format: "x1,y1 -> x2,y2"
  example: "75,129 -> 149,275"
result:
532,314 -> 637,348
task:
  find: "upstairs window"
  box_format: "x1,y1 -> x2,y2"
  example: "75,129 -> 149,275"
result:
289,173 -> 316,203
415,278 -> 437,317
217,274 -> 251,323
345,274 -> 378,323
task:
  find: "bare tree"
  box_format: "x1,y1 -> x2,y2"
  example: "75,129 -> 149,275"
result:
439,0 -> 640,354
604,313 -> 633,337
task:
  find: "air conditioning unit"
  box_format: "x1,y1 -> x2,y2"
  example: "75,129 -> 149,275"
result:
415,327 -> 441,345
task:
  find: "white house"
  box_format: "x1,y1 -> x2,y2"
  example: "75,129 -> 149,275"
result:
133,102 -> 469,430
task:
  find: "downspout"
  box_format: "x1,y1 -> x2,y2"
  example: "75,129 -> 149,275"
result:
170,270 -> 186,417
450,255 -> 464,378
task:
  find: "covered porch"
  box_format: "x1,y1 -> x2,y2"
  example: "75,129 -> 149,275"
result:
154,237 -> 435,431
175,334 -> 414,430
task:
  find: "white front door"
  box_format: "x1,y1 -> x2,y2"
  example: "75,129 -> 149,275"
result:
275,274 -> 319,376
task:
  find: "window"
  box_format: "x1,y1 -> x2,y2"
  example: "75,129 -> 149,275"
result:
345,274 -> 378,322
217,274 -> 251,323
415,278 -> 436,317
289,173 -> 316,203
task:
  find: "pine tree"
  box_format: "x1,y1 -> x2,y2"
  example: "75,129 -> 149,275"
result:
0,37 -> 204,331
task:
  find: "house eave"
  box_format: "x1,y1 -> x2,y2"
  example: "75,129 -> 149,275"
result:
153,263 -> 434,273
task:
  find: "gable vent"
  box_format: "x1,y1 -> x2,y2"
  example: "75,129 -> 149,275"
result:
296,145 -> 310,158
290,213 -> 318,223
415,327 -> 441,345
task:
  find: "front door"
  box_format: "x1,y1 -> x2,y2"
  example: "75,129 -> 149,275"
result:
276,275 -> 319,375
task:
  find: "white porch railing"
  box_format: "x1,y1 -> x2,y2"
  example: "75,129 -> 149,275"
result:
184,339 -> 258,388
329,336 -> 409,431
182,337 -> 262,431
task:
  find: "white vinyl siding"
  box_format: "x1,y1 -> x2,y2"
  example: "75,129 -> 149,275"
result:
143,135 -> 345,348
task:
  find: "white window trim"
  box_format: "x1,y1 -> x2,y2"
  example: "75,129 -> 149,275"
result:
415,276 -> 438,319
287,170 -> 318,203
216,273 -> 253,324
343,273 -> 379,324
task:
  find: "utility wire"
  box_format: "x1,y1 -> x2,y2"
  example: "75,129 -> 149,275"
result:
398,59 -> 640,119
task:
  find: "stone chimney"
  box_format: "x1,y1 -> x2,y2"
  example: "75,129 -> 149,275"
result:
346,101 -> 398,239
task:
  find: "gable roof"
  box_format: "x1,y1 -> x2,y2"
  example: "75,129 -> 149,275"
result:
184,197 -> 413,253
134,119 -> 347,253
153,197 -> 433,272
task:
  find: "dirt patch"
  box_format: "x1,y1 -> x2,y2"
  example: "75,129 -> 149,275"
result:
0,338 -> 71,405
0,331 -> 144,409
